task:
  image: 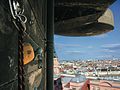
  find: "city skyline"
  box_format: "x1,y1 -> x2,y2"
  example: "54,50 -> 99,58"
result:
54,0 -> 120,60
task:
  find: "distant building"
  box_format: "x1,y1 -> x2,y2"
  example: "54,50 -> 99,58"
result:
62,75 -> 88,90
54,51 -> 60,74
90,80 -> 120,90
54,57 -> 60,74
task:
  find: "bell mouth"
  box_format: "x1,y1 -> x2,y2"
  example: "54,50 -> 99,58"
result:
55,22 -> 114,36
55,8 -> 114,36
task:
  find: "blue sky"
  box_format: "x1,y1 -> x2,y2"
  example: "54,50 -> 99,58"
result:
54,0 -> 120,60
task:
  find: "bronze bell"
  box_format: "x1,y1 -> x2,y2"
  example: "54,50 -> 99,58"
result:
54,0 -> 115,36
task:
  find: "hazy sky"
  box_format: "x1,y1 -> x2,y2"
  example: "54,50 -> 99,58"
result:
54,0 -> 120,60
